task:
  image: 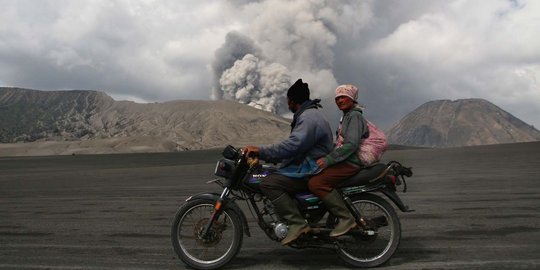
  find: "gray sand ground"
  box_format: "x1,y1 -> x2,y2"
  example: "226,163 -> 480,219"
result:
1,143 -> 539,269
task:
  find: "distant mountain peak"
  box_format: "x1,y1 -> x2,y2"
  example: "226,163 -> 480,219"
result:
387,98 -> 540,147
0,87 -> 290,154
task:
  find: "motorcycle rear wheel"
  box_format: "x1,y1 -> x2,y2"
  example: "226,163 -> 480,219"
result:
171,199 -> 243,270
334,193 -> 401,268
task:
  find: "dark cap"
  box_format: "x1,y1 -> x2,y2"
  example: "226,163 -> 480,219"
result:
287,79 -> 310,104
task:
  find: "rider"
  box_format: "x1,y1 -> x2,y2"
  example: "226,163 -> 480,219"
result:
309,84 -> 368,237
244,78 -> 333,245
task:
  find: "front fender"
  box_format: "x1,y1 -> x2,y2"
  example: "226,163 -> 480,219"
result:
187,193 -> 251,237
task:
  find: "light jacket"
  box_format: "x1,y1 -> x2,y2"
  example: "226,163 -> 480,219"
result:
324,106 -> 368,167
259,99 -> 333,177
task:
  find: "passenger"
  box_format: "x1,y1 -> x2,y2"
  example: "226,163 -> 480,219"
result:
308,84 -> 368,237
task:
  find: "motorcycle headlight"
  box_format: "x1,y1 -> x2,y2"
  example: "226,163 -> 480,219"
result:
214,158 -> 236,178
222,145 -> 239,160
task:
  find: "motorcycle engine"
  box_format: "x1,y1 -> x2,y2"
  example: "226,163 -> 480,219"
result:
273,223 -> 288,240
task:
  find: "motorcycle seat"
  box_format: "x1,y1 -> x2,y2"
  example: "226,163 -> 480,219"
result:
338,163 -> 389,188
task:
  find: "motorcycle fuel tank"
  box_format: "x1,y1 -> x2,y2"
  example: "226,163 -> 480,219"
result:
244,165 -> 276,191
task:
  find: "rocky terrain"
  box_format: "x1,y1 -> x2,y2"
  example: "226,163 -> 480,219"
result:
2,88 -> 540,155
387,98 -> 540,147
0,87 -> 290,156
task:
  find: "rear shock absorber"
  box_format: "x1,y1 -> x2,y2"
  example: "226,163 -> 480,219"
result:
343,196 -> 367,227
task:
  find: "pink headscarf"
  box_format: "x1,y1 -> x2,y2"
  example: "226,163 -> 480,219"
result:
335,84 -> 358,103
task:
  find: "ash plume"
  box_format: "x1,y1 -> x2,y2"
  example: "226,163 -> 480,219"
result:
211,32 -> 261,100
220,54 -> 290,114
212,0 -> 367,115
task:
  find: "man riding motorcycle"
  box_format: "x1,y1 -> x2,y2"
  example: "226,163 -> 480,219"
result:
244,78 -> 333,245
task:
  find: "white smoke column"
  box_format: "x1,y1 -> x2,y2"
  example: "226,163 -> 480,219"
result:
219,54 -> 290,114
211,32 -> 261,100
213,0 -> 373,115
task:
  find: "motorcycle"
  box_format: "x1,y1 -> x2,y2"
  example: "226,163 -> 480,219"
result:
171,145 -> 413,269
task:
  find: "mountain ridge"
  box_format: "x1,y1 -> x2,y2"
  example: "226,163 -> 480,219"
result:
0,87 -> 290,155
2,88 -> 539,155
386,98 -> 540,147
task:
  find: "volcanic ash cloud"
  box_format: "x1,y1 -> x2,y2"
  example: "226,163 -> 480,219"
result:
219,54 -> 291,114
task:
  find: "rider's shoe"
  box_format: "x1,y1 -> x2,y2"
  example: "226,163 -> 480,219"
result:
281,223 -> 311,245
271,193 -> 312,245
323,190 -> 357,237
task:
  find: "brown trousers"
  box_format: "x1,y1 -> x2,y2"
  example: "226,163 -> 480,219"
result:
308,162 -> 361,198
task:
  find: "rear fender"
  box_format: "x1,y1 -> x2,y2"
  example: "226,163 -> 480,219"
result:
379,189 -> 415,212
187,193 -> 251,237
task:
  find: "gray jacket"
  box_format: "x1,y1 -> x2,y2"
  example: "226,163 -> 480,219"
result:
259,100 -> 333,167
324,106 -> 368,167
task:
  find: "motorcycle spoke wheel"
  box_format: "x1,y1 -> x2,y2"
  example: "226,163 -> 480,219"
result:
335,193 -> 401,268
172,200 -> 243,269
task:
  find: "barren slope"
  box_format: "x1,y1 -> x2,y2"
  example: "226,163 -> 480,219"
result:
0,88 -> 290,156
387,99 -> 540,147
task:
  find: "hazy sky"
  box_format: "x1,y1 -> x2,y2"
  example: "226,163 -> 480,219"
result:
1,0 -> 539,129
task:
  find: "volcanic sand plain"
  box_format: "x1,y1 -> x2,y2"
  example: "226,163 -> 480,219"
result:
1,142 -> 539,269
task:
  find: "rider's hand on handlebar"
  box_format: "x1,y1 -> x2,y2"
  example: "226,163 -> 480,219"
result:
243,146 -> 260,167
242,146 -> 260,158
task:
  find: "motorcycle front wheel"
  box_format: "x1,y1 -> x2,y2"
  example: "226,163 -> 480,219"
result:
333,193 -> 401,268
171,198 -> 243,270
